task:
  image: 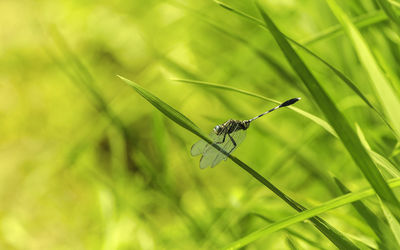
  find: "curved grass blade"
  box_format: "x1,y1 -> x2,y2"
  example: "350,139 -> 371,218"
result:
119,76 -> 357,249
173,78 -> 337,137
47,30 -> 137,171
214,0 -> 392,137
389,0 -> 400,8
167,2 -> 300,89
286,236 -> 299,250
334,177 -> 399,250
253,213 -> 327,250
118,76 -> 204,140
206,22 -> 299,87
376,0 -> 400,29
380,200 -> 400,246
301,10 -> 388,45
356,124 -> 400,177
223,177 -> 400,250
256,0 -> 400,225
326,0 -> 400,140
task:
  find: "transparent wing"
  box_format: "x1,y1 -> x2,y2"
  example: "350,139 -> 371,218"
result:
197,123 -> 247,169
199,145 -> 222,169
209,129 -> 246,168
191,132 -> 221,156
191,139 -> 209,156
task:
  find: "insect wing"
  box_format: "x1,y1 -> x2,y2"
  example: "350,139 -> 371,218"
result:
199,145 -> 222,169
190,132 -> 220,156
193,125 -> 247,169
191,139 -> 208,156
210,129 -> 246,167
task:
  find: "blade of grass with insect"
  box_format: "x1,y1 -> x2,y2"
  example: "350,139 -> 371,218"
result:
325,0 -> 400,140
197,119 -> 337,247
174,79 -> 341,194
223,177 -> 400,250
215,93 -> 339,196
376,0 -> 400,29
255,0 -> 400,221
214,0 -> 393,137
166,57 -> 336,195
173,79 -> 337,137
334,177 -> 399,250
118,76 -> 359,249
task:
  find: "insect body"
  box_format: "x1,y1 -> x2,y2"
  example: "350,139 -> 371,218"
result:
191,97 -> 300,169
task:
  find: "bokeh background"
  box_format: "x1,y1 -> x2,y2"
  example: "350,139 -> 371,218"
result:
2,0 -> 400,249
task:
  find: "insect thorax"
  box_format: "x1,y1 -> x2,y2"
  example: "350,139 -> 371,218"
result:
215,119 -> 250,135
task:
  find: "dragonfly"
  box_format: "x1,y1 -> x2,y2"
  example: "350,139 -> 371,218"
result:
191,97 -> 300,169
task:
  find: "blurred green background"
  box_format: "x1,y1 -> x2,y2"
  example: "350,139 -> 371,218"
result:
2,0 -> 400,249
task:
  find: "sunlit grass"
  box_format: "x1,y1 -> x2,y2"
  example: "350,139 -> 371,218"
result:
2,0 -> 400,249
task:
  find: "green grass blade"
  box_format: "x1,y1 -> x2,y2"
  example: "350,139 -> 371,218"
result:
380,200 -> 400,246
223,178 -> 400,250
253,214 -> 327,250
301,10 -> 388,45
286,236 -> 299,250
256,0 -> 400,223
389,0 -> 400,8
356,124 -> 400,177
201,21 -> 305,93
334,177 -> 399,250
173,78 -> 337,137
118,76 -> 204,140
120,76 -> 357,249
326,0 -> 400,140
377,0 -> 400,28
169,3 -> 298,86
214,0 -> 392,136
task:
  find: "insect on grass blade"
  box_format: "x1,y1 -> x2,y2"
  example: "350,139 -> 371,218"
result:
192,98 -> 300,168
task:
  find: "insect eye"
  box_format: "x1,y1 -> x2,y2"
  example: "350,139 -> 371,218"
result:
214,125 -> 221,133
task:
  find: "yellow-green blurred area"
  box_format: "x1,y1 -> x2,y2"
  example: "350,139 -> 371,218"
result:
2,0 -> 400,249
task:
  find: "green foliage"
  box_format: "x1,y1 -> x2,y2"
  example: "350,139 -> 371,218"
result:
120,76 -> 357,249
2,0 -> 400,249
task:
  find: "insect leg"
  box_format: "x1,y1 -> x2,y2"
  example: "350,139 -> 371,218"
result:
227,133 -> 237,155
215,132 -> 227,144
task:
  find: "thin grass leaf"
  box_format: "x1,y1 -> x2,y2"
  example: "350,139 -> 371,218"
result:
344,234 -> 377,249
169,2 -> 300,89
223,177 -> 400,250
286,236 -> 299,250
214,0 -> 392,137
334,177 -> 399,250
119,76 -> 357,249
389,0 -> 400,9
173,79 -> 337,137
356,124 -> 400,177
167,58 -> 334,194
253,213 -> 326,250
256,0 -> 400,225
47,30 -> 137,172
301,10 -> 388,45
206,22 -> 299,86
380,200 -> 400,246
376,0 -> 400,28
326,0 -> 400,140
118,76 -> 204,139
